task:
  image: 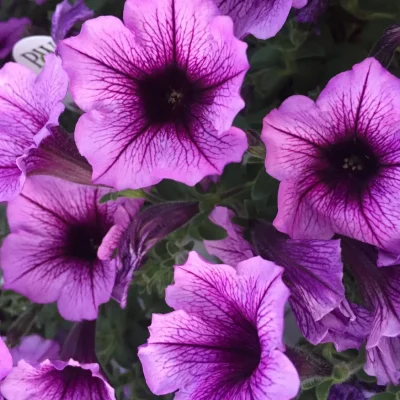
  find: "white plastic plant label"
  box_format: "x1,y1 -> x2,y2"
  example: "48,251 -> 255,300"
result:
12,35 -> 56,74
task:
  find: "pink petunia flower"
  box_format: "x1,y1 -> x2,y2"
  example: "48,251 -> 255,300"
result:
58,0 -> 249,190
138,251 -> 300,400
262,58 -> 400,251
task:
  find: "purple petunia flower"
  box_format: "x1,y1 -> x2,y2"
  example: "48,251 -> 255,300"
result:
10,335 -> 60,365
341,237 -> 400,384
138,251 -> 300,399
0,18 -> 31,59
204,206 -> 348,347
0,54 -> 70,200
52,0 -> 94,43
58,0 -> 249,190
1,359 -> 115,400
262,58 -> 400,251
214,0 -> 308,40
0,175 -> 143,321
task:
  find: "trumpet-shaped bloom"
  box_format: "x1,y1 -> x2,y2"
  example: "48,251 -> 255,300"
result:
0,18 -> 31,59
262,58 -> 400,251
204,207 -> 346,346
138,252 -> 300,399
0,54 -> 68,200
214,0 -> 308,40
58,0 -> 249,190
1,359 -> 115,400
0,175 -> 142,321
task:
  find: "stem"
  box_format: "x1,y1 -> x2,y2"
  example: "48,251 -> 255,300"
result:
218,182 -> 253,202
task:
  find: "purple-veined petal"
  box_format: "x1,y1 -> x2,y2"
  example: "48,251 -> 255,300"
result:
75,111 -> 248,189
0,359 -> 116,400
365,336 -> 400,385
262,58 -> 400,251
214,0 -> 308,39
0,55 -> 68,200
139,252 -> 299,399
0,176 -> 129,321
58,0 -> 249,189
18,126 -> 93,186
204,206 -> 255,265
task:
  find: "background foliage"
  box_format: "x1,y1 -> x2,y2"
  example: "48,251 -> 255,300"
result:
1,0 -> 400,399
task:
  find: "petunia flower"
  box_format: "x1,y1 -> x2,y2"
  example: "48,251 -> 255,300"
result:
340,237 -> 400,384
0,18 -> 31,59
113,201 -> 199,307
58,0 -> 249,190
0,175 -> 142,321
1,360 -> 115,400
0,54 -> 78,200
214,0 -> 308,40
138,251 -> 300,399
52,0 -> 94,43
262,58 -> 400,251
204,206 -> 349,347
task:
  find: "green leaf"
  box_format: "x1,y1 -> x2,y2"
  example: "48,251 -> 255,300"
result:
316,379 -> 334,400
197,218 -> 228,240
370,393 -> 397,400
356,368 -> 376,383
99,189 -> 146,204
251,170 -> 278,200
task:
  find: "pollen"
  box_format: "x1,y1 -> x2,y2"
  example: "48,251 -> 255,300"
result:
168,89 -> 184,107
342,155 -> 364,171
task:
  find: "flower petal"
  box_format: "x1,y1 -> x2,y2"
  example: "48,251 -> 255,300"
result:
112,202 -> 198,307
365,336 -> 400,385
204,206 -> 255,265
75,110 -> 247,189
140,254 -> 298,399
262,58 -> 400,249
52,0 -> 94,43
0,338 -> 12,380
0,18 -> 31,59
166,252 -> 288,351
0,55 -> 67,200
0,359 -> 116,400
1,176 -> 118,321
214,0 -> 302,40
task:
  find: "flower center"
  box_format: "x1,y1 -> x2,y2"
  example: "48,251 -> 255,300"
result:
65,224 -> 105,261
322,137 -> 380,186
137,65 -> 203,125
